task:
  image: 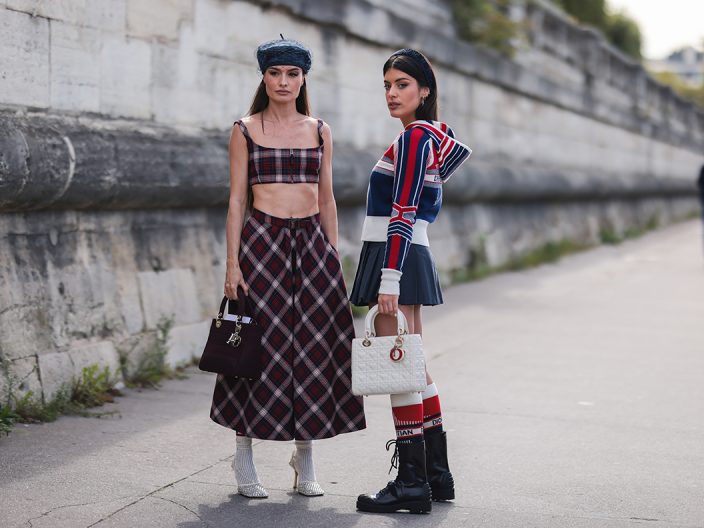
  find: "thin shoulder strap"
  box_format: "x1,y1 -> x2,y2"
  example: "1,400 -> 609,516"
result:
233,119 -> 254,150
233,119 -> 250,137
316,118 -> 324,146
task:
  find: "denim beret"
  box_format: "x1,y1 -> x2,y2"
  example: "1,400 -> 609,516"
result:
256,38 -> 312,74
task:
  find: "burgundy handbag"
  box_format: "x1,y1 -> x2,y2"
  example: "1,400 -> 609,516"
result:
198,290 -> 264,379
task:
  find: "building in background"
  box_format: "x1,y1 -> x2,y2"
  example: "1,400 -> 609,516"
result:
648,46 -> 704,87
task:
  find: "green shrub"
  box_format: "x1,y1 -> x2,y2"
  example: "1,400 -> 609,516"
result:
0,404 -> 18,437
125,316 -> 180,388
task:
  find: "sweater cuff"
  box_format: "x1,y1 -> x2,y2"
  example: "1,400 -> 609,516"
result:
378,268 -> 402,296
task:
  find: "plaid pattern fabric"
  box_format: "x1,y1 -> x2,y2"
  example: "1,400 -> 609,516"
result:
234,120 -> 323,186
210,208 -> 366,440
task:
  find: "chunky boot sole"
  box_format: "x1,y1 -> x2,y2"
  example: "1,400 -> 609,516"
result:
356,498 -> 432,514
430,486 -> 455,501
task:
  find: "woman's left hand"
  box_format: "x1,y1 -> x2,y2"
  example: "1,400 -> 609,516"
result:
377,293 -> 399,315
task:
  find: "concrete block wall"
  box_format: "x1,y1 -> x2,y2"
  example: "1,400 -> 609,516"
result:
0,0 -> 703,403
0,208 -> 223,402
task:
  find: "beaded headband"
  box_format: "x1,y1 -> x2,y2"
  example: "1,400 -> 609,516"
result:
256,36 -> 312,74
389,48 -> 436,90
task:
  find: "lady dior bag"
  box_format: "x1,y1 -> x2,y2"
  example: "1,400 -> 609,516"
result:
198,289 -> 264,379
351,305 -> 426,396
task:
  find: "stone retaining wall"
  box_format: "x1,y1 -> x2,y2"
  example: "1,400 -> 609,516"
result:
1,0 -> 702,403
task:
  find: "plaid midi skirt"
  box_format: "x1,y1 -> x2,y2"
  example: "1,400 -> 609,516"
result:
210,208 -> 366,440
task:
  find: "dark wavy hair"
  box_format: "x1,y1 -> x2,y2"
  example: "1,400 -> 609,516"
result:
382,53 -> 438,121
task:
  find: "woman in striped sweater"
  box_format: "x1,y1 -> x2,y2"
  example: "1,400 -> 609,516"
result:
350,48 -> 471,514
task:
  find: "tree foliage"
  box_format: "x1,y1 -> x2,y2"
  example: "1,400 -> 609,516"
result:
606,12 -> 642,60
552,0 -> 642,60
553,0 -> 607,28
451,0 -> 522,56
452,1 -> 641,60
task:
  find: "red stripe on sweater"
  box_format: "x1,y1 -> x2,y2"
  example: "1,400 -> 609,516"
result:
398,128 -> 424,205
387,236 -> 401,269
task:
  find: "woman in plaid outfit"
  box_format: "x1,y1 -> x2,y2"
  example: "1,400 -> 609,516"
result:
210,38 -> 366,499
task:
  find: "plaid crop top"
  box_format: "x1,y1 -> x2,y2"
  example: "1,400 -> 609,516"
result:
234,119 -> 323,185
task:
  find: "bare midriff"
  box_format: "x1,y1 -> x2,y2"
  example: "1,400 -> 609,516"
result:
252,182 -> 320,219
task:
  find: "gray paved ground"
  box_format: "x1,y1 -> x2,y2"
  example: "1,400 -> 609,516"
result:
2,220 -> 704,528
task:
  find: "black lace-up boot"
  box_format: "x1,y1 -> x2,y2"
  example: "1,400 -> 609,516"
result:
425,430 -> 454,501
356,440 -> 432,514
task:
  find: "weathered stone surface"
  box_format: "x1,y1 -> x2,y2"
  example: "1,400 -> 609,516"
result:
99,35 -> 152,118
2,356 -> 42,401
167,321 -> 210,368
37,341 -> 122,401
0,302 -> 55,362
68,340 -> 121,377
0,9 -> 49,108
137,268 -> 203,330
0,111 -> 229,212
36,351 -> 74,401
114,332 -> 158,379
50,21 -> 101,112
126,0 -> 193,40
6,0 -> 126,31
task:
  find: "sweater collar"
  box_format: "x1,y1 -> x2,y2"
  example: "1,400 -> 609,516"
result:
402,120 -> 472,183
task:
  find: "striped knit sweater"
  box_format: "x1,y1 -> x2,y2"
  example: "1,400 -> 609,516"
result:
361,120 -> 472,296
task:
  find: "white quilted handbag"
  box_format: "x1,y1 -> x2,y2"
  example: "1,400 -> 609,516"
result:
351,306 -> 426,396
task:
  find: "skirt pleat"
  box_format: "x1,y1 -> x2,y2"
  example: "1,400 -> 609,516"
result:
349,241 -> 444,307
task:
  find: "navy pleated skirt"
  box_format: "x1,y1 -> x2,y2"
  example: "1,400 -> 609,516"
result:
349,242 -> 444,307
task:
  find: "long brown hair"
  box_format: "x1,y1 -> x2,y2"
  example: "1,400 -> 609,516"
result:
247,77 -> 310,117
382,53 -> 438,121
242,73 -> 311,211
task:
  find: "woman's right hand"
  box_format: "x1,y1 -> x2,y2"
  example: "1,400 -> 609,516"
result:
224,262 -> 249,300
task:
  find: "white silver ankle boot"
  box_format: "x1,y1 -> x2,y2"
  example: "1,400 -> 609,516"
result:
234,436 -> 268,498
289,440 -> 324,496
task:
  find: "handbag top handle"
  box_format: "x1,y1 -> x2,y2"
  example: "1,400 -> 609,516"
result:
364,305 -> 409,338
217,287 -> 254,320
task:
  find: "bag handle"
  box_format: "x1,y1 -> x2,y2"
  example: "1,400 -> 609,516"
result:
216,287 -> 253,322
364,305 -> 409,338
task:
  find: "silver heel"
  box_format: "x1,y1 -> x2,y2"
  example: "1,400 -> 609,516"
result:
289,449 -> 324,497
289,454 -> 299,489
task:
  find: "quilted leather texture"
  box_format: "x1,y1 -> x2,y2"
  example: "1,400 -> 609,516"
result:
351,333 -> 426,395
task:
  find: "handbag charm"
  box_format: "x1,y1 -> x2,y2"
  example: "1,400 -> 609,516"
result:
389,336 -> 404,362
227,322 -> 243,347
351,306 -> 426,396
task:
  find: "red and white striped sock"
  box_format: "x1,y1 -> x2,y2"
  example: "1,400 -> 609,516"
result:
390,392 -> 424,444
422,383 -> 444,435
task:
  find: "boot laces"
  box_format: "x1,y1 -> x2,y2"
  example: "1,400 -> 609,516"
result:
385,439 -> 399,475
